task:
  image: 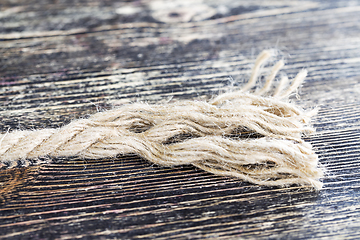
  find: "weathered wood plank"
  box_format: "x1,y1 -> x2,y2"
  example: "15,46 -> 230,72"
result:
1,0 -> 360,239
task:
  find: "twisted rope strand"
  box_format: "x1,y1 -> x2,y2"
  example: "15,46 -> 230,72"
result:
0,50 -> 323,189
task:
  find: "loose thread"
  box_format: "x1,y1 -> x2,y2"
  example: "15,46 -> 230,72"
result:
0,50 -> 324,189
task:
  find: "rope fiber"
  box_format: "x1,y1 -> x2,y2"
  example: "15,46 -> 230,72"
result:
0,50 -> 324,189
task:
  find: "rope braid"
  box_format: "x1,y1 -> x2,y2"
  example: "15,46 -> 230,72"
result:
0,50 -> 323,189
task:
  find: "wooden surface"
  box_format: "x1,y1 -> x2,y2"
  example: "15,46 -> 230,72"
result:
1,0 -> 360,239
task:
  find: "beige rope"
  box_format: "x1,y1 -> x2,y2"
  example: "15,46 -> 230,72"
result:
0,50 -> 323,189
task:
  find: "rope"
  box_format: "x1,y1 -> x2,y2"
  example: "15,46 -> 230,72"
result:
0,50 -> 323,189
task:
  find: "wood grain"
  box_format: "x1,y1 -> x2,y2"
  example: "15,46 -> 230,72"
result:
1,0 -> 360,239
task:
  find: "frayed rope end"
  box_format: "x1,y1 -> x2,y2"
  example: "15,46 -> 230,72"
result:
0,50 -> 324,190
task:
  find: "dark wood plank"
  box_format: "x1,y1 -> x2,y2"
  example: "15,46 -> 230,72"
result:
1,0 -> 360,239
